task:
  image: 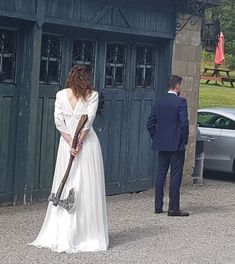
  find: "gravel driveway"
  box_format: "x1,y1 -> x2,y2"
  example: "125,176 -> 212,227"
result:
0,179 -> 234,264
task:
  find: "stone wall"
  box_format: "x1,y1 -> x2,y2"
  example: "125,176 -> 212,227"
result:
172,14 -> 203,184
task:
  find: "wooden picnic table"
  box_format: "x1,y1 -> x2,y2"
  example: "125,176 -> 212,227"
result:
200,67 -> 234,88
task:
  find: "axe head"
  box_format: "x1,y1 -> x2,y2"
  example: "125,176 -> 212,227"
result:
48,188 -> 76,214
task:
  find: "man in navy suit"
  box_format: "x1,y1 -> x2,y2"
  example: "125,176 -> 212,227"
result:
147,75 -> 189,217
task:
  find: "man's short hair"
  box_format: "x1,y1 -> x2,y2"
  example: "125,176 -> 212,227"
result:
168,75 -> 182,89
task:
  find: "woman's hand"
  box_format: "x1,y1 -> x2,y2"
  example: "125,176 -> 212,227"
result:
70,147 -> 79,157
70,141 -> 83,157
76,140 -> 83,149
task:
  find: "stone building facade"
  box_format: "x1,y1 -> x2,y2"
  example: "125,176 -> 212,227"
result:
172,14 -> 203,184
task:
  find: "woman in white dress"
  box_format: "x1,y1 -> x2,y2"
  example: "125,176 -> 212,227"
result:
30,65 -> 109,252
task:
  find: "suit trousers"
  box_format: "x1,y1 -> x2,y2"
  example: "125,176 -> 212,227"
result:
155,150 -> 185,212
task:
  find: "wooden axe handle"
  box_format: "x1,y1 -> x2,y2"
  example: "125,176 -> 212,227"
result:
53,114 -> 88,205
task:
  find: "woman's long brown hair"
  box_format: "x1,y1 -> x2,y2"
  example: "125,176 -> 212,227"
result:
65,64 -> 93,101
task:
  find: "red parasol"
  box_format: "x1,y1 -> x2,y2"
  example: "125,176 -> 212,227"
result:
214,32 -> 225,65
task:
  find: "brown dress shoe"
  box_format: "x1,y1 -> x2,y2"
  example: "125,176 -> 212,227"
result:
167,210 -> 189,217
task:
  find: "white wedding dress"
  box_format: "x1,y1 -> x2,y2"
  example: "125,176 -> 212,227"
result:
30,89 -> 109,252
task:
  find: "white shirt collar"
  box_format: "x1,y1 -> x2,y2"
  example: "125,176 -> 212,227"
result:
168,91 -> 177,96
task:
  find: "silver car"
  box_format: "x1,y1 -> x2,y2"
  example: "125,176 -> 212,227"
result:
197,108 -> 235,173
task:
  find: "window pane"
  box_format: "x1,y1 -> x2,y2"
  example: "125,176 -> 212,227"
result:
105,43 -> 126,88
49,37 -> 61,58
136,47 -> 144,65
145,48 -> 152,64
106,44 -> 116,64
3,33 -> 15,53
39,34 -> 62,84
117,46 -> 125,63
84,42 -> 95,62
135,45 -> 154,88
2,56 -> 14,81
72,39 -> 96,79
145,68 -> 152,85
48,60 -> 60,83
116,67 -> 124,85
0,30 -> 16,83
105,65 -> 113,86
135,67 -> 142,86
41,37 -> 48,57
39,60 -> 47,83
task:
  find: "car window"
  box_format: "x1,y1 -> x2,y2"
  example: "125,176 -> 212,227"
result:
221,118 -> 235,130
197,112 -> 221,128
198,112 -> 235,130
214,117 -> 228,128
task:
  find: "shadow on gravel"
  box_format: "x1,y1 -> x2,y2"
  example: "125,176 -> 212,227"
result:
108,224 -> 166,248
185,204 -> 232,215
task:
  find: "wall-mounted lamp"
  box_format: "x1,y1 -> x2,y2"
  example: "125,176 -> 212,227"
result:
201,18 -> 220,52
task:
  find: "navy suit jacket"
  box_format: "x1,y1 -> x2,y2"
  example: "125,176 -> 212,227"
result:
147,93 -> 189,151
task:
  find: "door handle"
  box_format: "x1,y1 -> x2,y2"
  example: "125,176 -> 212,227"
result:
202,136 -> 215,142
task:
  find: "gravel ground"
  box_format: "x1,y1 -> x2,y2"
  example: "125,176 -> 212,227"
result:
0,179 -> 235,264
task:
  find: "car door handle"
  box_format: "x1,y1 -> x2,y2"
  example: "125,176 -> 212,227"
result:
202,136 -> 215,141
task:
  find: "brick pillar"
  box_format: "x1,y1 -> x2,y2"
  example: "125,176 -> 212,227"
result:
172,14 -> 202,185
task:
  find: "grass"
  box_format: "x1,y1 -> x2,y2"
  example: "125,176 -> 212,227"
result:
199,57 -> 235,108
229,70 -> 235,78
199,82 -> 235,109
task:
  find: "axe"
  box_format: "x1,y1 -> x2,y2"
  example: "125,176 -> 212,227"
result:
48,114 -> 88,213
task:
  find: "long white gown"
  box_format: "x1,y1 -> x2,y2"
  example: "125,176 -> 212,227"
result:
30,89 -> 109,252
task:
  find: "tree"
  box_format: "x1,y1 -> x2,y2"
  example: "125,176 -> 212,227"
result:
219,0 -> 235,68
204,0 -> 235,69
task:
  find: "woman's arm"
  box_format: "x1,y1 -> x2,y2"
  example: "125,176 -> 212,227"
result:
60,132 -> 73,147
75,130 -> 89,153
76,91 -> 99,152
54,91 -> 79,156
78,130 -> 89,144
